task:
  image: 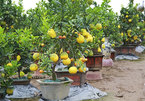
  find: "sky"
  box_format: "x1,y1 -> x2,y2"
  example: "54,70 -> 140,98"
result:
12,0 -> 144,14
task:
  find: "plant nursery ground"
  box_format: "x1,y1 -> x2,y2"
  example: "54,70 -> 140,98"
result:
30,54 -> 145,101
87,54 -> 145,101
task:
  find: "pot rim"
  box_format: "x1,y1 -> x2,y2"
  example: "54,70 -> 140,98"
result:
37,77 -> 73,85
86,54 -> 104,58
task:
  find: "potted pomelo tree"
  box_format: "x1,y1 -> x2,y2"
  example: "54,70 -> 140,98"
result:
115,0 -> 144,55
87,0 -> 120,63
0,60 -> 20,99
26,0 -> 94,86
85,26 -> 104,70
35,29 -> 91,100
29,0 -> 93,100
35,26 -> 92,100
11,29 -> 34,85
0,27 -> 34,85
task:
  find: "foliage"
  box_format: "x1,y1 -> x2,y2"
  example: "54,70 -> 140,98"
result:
0,0 -> 144,82
0,0 -> 27,30
33,0 -> 95,80
0,61 -> 20,88
118,0 -> 144,45
86,0 -> 121,46
0,27 -> 35,78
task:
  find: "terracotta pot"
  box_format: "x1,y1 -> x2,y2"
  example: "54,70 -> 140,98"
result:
110,50 -> 116,61
114,45 -> 136,55
86,55 -> 104,71
56,71 -> 86,86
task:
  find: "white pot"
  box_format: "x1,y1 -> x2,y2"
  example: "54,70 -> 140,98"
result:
37,77 -> 73,100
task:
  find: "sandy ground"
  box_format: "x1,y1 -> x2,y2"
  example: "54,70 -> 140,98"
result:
88,54 -> 145,101
31,54 -> 145,101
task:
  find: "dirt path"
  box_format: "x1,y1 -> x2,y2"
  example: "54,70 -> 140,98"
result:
88,55 -> 145,101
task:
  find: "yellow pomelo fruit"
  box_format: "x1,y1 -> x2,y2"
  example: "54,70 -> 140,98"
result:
60,52 -> 68,60
89,24 -> 95,29
41,43 -> 45,47
1,73 -> 5,77
111,44 -> 115,47
20,71 -> 25,77
17,55 -> 21,61
121,32 -> 123,36
33,53 -> 40,60
48,29 -> 56,38
69,66 -> 77,74
50,53 -> 59,62
89,50 -> 93,56
81,58 -> 88,62
30,64 -> 38,71
126,15 -> 129,18
83,32 -> 90,38
76,34 -> 85,44
84,50 -> 89,54
79,67 -> 87,72
62,58 -> 71,65
133,35 -> 138,40
96,23 -> 102,30
128,19 -> 132,22
102,44 -> 105,49
118,25 -> 121,29
127,29 -> 132,34
86,35 -> 93,42
101,37 -> 105,43
7,63 -> 12,67
81,29 -> 87,33
79,57 -> 83,62
98,47 -> 101,52
82,30 -> 90,37
6,88 -> 13,95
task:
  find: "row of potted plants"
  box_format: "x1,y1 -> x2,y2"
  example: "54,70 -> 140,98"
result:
0,0 -> 145,100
